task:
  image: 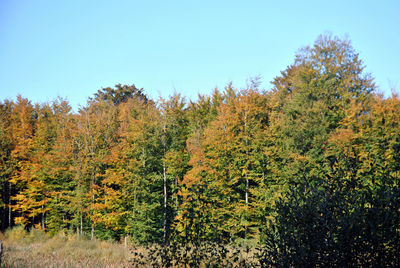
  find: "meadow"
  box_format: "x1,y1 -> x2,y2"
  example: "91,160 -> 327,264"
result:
1,227 -> 130,268
1,227 -> 260,267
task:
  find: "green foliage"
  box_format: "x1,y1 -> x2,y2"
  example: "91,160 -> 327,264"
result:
0,100 -> 14,229
91,84 -> 148,105
261,177 -> 400,267
269,34 -> 375,187
130,242 -> 261,267
173,183 -> 220,243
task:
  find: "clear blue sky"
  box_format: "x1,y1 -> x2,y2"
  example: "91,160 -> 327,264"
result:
1,0 -> 399,111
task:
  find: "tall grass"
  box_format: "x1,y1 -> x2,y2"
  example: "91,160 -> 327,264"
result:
1,227 -> 130,268
1,227 -> 262,267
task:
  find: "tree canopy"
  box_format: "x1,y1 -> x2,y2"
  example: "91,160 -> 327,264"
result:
1,35 -> 399,264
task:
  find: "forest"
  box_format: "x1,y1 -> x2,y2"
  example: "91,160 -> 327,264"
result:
1,35 -> 399,266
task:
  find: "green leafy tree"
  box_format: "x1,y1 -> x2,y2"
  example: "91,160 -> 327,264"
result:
268,34 -> 375,188
91,84 -> 147,105
159,93 -> 189,243
173,93 -> 219,242
0,100 -> 14,229
44,98 -> 76,234
72,99 -> 119,239
197,85 -> 270,241
100,97 -> 163,243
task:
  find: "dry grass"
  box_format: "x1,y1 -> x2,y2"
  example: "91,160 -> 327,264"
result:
1,227 -> 130,268
0,227 -> 262,267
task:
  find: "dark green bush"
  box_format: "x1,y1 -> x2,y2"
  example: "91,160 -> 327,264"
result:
260,178 -> 400,267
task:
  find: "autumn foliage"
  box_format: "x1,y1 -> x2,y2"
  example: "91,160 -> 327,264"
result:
0,35 -> 399,265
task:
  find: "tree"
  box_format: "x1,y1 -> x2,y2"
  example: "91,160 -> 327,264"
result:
192,85 -> 270,241
173,93 -> 219,242
91,84 -> 147,105
44,98 -> 76,234
159,93 -> 189,243
72,99 -> 119,239
98,96 -> 163,242
0,100 -> 14,229
326,92 -> 400,189
9,96 -> 37,226
268,34 -> 375,187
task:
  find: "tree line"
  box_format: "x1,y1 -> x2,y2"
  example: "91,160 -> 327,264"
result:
0,35 -> 399,248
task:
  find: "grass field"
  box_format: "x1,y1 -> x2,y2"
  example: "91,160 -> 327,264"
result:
0,227 -> 130,268
0,227 -> 260,267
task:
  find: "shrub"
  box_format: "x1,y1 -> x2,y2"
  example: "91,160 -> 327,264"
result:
130,242 -> 261,267
260,178 -> 400,267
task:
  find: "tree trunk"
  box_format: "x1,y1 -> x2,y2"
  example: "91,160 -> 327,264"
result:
41,205 -> 45,230
80,213 -> 83,236
245,177 -> 249,205
91,169 -> 95,240
163,161 -> 167,244
8,182 -> 11,227
244,109 -> 249,238
8,205 -> 11,228
175,177 -> 179,211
